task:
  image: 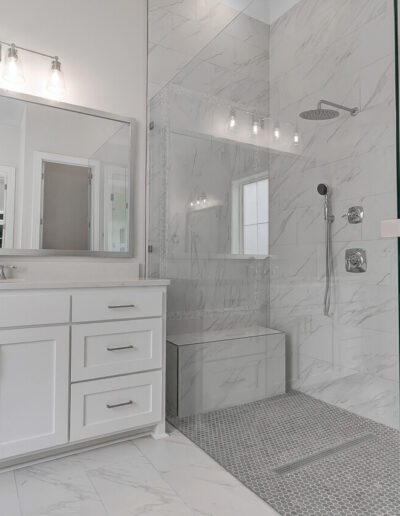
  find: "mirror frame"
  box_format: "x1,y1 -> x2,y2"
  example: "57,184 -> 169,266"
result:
0,88 -> 136,258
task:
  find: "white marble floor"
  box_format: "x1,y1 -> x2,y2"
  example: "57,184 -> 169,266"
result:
0,428 -> 278,516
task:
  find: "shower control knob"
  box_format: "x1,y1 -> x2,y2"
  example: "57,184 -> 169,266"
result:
345,249 -> 367,273
342,206 -> 364,224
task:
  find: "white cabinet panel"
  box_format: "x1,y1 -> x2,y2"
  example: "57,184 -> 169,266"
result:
71,288 -> 162,322
0,326 -> 69,459
0,293 -> 70,328
71,318 -> 162,381
70,371 -> 162,441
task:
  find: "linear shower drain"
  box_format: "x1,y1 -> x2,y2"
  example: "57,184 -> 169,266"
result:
274,433 -> 377,475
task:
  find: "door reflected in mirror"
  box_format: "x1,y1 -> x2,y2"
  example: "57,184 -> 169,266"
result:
0,91 -> 134,256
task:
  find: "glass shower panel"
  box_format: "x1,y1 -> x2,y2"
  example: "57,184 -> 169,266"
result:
267,0 -> 399,429
147,1 -> 399,513
147,0 -> 399,427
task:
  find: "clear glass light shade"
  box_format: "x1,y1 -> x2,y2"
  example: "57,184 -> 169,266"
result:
229,111 -> 236,129
47,59 -> 66,99
293,131 -> 300,145
252,120 -> 260,135
2,46 -> 25,85
273,124 -> 280,140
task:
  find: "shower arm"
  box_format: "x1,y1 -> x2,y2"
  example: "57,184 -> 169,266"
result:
318,100 -> 359,117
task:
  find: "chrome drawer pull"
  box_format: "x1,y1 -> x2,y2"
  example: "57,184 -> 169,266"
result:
106,345 -> 135,352
106,400 -> 134,409
108,304 -> 136,309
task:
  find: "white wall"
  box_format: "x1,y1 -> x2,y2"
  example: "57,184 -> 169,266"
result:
0,0 -> 147,278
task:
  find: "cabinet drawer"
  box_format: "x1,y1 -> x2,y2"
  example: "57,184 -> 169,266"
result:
71,319 -> 162,381
71,288 -> 163,322
70,371 -> 162,441
0,293 -> 70,328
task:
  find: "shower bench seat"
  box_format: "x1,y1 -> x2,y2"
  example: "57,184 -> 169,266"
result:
166,326 -> 286,418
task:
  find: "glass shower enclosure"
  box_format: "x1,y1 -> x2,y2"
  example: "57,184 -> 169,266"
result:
147,2 -> 400,513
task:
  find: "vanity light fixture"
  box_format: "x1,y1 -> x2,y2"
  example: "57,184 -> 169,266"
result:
189,194 -> 208,208
0,40 -> 66,99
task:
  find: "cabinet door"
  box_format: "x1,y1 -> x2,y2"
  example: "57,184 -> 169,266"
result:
0,326 -> 69,460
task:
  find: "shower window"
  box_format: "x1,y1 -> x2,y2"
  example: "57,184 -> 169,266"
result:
232,175 -> 269,256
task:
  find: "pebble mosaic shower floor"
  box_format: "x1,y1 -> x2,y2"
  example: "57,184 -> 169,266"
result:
170,391 -> 400,516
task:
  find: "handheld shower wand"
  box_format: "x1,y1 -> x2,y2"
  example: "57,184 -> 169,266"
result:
317,184 -> 334,316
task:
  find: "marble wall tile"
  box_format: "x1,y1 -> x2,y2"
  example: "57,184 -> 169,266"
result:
166,307 -> 268,336
269,0 -> 398,430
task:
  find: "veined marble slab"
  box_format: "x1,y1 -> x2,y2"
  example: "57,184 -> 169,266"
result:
167,325 -> 283,346
167,327 -> 286,417
0,279 -> 170,290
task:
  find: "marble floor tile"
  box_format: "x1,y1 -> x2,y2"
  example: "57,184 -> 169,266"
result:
1,430 -> 278,516
87,459 -> 194,516
0,471 -> 21,516
162,464 -> 279,516
134,429 -> 217,473
14,460 -> 108,516
59,441 -> 145,472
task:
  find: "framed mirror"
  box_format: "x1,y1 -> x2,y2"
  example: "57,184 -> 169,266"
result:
0,89 -> 135,257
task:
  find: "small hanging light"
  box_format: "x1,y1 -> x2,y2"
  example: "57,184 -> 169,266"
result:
293,127 -> 300,146
47,56 -> 66,100
229,109 -> 237,129
273,122 -> 281,140
2,43 -> 25,85
252,117 -> 261,136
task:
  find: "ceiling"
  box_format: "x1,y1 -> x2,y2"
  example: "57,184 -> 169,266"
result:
222,0 -> 302,24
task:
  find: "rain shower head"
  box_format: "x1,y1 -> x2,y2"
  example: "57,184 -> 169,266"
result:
300,108 -> 339,121
317,183 -> 328,196
300,100 -> 359,121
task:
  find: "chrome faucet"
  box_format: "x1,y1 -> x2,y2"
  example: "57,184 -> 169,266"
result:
0,264 -> 17,280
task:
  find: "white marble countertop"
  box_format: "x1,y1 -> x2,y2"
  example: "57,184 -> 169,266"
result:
167,326 -> 284,346
0,279 -> 170,290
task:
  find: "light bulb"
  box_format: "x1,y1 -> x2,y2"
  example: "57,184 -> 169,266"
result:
229,110 -> 236,129
190,201 -> 194,207
252,118 -> 260,136
273,124 -> 280,140
47,57 -> 66,100
2,44 -> 25,85
200,194 -> 207,205
293,130 -> 300,145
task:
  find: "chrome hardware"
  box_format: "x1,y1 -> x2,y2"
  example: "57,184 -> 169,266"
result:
342,206 -> 364,224
107,304 -> 136,309
106,400 -> 134,409
345,249 -> 367,273
106,345 -> 135,351
0,264 -> 17,280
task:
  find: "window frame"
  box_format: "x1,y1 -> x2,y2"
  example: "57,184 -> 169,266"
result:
231,172 -> 269,257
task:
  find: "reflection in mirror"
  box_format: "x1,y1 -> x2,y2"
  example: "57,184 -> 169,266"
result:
0,92 -> 133,255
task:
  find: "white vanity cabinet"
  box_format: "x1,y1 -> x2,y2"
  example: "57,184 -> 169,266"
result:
0,326 -> 69,460
0,280 -> 168,468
